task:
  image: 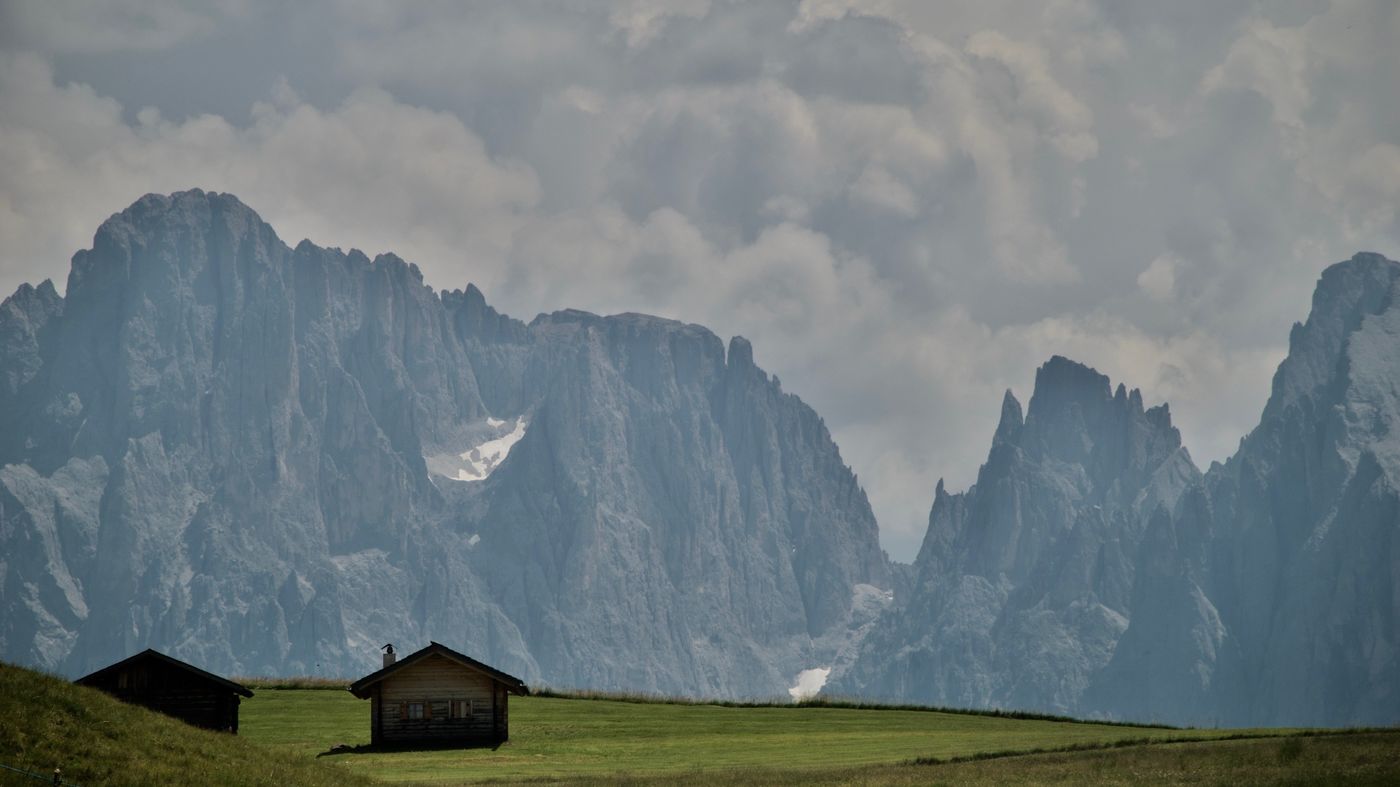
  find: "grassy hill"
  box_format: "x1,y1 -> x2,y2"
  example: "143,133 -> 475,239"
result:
0,663 -> 370,787
5,663 -> 1397,785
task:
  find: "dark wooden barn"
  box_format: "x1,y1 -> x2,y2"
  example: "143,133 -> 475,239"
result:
75,649 -> 253,733
349,642 -> 527,746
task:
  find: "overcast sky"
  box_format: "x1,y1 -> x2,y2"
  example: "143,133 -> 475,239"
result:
2,0 -> 1397,560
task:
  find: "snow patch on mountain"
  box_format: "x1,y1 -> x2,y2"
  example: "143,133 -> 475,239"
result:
424,417 -> 528,482
789,667 -> 831,700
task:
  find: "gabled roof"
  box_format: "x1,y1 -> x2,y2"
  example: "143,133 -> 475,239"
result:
348,642 -> 528,698
76,649 -> 254,697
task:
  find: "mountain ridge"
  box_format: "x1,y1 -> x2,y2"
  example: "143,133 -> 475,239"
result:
3,190 -> 1395,725
0,189 -> 889,698
834,252 -> 1400,727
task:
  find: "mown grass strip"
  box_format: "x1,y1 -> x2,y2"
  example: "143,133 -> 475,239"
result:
902,726 -> 1400,767
528,686 -> 1176,728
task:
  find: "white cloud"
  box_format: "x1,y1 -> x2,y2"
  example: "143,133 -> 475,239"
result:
1202,18 -> 1311,130
610,0 -> 712,48
0,53 -> 537,298
1138,254 -> 1178,302
848,165 -> 920,217
966,30 -> 1098,162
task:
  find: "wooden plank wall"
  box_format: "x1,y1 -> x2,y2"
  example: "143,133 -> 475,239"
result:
81,660 -> 239,732
495,684 -> 509,741
376,654 -> 500,742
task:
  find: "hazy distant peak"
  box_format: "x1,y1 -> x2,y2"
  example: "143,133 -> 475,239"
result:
101,189 -> 265,240
992,389 -> 1023,446
70,189 -> 283,299
2,278 -> 60,312
727,335 -> 754,368
1265,252 -> 1400,419
1026,355 -> 1113,420
1,188 -> 890,700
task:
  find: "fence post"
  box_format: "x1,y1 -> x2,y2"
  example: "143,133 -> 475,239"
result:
52,768 -> 61,786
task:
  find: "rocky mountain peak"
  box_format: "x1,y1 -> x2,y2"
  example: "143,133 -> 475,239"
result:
67,189 -> 283,316
0,190 -> 890,700
832,353 -> 1198,714
992,389 -> 1023,446
824,253 -> 1400,728
369,252 -> 426,283
3,279 -> 59,307
1027,355 -> 1113,419
0,278 -> 63,411
727,335 -> 755,369
1262,252 -> 1400,422
1089,252 -> 1400,727
1009,356 -> 1183,488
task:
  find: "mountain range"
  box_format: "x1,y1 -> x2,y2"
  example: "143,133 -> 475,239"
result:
1,190 -> 1395,726
833,254 -> 1400,727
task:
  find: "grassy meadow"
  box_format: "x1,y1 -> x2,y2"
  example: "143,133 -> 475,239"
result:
578,732 -> 1400,786
4,662 -> 1398,785
242,687 -> 1299,783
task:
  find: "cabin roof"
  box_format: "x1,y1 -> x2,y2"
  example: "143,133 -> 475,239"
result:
75,649 -> 254,697
348,641 -> 528,698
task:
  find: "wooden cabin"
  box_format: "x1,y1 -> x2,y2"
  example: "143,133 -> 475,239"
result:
75,649 -> 253,733
348,642 -> 527,746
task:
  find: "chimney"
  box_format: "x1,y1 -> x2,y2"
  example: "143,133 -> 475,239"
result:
382,643 -> 396,667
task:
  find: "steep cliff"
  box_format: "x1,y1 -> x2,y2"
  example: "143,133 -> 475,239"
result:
836,253 -> 1400,727
830,357 -> 1200,714
0,190 -> 889,695
1090,253 -> 1400,726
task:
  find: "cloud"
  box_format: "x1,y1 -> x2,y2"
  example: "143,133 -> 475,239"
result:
1138,254 -> 1178,302
1202,17 -> 1310,130
609,0 -> 713,48
965,30 -> 1099,162
3,0 -> 1399,560
0,52 -> 537,299
0,0 -> 246,54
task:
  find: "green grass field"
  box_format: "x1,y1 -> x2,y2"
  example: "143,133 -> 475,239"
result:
579,733 -> 1400,786
241,688 -> 1297,783
5,663 -> 1398,785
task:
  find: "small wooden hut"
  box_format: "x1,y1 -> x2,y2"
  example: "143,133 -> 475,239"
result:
75,649 -> 253,733
348,642 -> 527,746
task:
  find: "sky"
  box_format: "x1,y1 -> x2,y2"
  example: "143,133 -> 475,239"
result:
2,0 -> 1398,561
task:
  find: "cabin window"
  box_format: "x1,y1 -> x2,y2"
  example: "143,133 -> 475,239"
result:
408,702 -> 424,720
450,699 -> 472,719
117,671 -> 129,690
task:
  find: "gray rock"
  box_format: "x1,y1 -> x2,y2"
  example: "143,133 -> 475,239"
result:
0,190 -> 890,696
831,357 -> 1198,714
836,253 -> 1400,728
1090,253 -> 1400,726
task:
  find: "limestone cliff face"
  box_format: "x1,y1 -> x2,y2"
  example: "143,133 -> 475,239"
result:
1090,253 -> 1400,726
830,357 -> 1199,714
0,190 -> 889,694
836,253 -> 1400,727
8,191 -> 1393,723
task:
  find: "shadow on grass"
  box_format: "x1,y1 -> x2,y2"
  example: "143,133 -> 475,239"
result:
318,739 -> 505,757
